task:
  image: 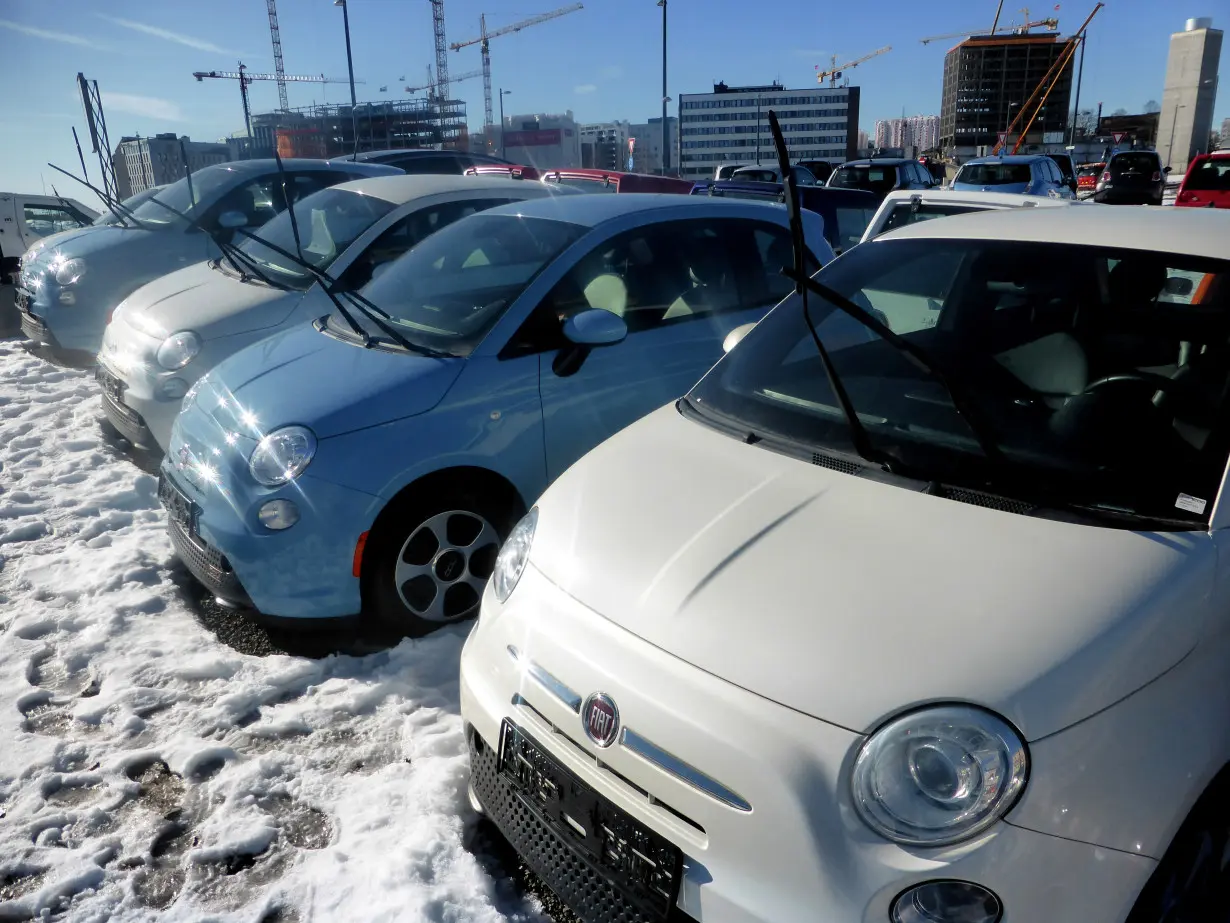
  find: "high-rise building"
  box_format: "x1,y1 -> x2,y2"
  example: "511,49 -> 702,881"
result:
579,121 -> 633,170
874,115 -> 940,154
111,134 -> 230,199
1157,18 -> 1223,172
678,81 -> 859,181
497,112 -> 581,169
939,31 -> 1076,155
627,116 -> 677,174
857,129 -> 870,150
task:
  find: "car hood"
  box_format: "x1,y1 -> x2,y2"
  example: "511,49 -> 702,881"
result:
119,260 -> 301,339
530,405 -> 1216,740
205,321 -> 464,440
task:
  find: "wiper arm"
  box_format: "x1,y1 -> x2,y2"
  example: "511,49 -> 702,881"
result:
767,112 -> 889,470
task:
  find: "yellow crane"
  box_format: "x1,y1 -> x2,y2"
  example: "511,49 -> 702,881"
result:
919,17 -> 1059,44
816,46 -> 892,88
450,4 -> 584,136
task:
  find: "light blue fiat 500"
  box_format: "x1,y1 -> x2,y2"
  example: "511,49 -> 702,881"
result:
159,193 -> 834,634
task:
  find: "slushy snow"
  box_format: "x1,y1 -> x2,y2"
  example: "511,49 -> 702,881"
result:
0,338 -> 546,922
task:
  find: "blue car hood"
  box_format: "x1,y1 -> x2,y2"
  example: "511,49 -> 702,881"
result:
207,321 -> 464,440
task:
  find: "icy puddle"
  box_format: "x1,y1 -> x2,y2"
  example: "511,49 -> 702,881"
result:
0,340 -> 546,921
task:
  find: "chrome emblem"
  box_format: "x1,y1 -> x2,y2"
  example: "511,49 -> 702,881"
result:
581,693 -> 620,749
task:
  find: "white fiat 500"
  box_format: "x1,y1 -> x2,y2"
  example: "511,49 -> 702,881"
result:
97,174 -> 577,452
461,207 -> 1230,923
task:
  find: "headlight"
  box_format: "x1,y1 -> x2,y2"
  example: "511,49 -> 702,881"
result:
491,507 -> 537,603
248,426 -> 317,487
53,257 -> 87,285
156,331 -> 201,371
851,705 -> 1028,846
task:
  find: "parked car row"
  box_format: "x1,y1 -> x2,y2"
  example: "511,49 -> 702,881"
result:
11,151 -> 1230,923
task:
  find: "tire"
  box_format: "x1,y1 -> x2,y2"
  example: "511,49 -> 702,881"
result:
361,483 -> 521,637
1126,778 -> 1230,922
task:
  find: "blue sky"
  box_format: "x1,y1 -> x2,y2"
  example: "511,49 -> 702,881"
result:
1,0 -> 1225,204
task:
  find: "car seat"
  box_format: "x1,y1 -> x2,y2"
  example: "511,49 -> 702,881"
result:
662,242 -> 736,320
582,274 -> 628,317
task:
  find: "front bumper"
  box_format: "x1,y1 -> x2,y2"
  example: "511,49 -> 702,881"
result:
460,564 -> 1156,923
160,415 -> 382,619
15,284 -> 109,353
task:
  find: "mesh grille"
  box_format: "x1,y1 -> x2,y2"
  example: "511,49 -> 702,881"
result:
100,393 -> 154,447
939,486 -> 1035,516
168,517 -> 250,605
468,730 -> 694,923
811,453 -> 863,475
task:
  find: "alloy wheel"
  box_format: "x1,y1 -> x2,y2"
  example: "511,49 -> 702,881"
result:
392,510 -> 500,623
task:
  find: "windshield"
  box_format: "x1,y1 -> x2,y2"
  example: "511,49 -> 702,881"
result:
877,203 -> 985,235
128,165 -> 243,228
734,169 -> 780,183
94,187 -> 161,225
1111,153 -> 1159,174
687,237 -> 1230,528
236,187 -> 397,290
830,166 -> 897,195
542,175 -> 618,193
955,163 -> 1032,186
352,213 -> 587,356
1185,158 -> 1230,191
1078,165 -> 1104,178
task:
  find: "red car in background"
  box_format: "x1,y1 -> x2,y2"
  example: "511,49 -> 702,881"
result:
1076,162 -> 1104,195
1176,151 -> 1230,209
465,164 -> 695,194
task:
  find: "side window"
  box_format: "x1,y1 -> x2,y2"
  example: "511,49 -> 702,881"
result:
833,206 -> 872,251
210,177 -> 284,231
753,225 -> 801,304
341,197 -> 518,290
22,204 -> 90,238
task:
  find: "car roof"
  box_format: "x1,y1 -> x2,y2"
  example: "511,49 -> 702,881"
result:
875,189 -> 1083,209
204,158 -> 396,177
324,173 -> 575,204
876,204 -> 1230,259
837,158 -> 911,167
697,179 -> 876,202
478,192 -> 788,226
1109,149 -> 1160,159
961,154 -> 1048,164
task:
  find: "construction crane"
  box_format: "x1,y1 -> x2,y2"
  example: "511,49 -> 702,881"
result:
429,1 -> 451,125
816,46 -> 891,88
998,1 -> 1103,154
266,0 -> 289,111
405,67 -> 483,96
450,4 -> 584,137
193,63 -> 362,142
919,17 -> 1059,44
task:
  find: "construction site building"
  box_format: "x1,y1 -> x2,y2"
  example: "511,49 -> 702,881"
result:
245,97 -> 469,160
939,31 -> 1075,157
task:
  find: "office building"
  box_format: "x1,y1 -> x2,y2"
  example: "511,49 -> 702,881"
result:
1157,18 -> 1223,172
496,112 -> 581,169
112,134 -> 230,199
939,31 -> 1076,155
579,121 -> 633,170
678,81 -> 859,181
874,115 -> 940,154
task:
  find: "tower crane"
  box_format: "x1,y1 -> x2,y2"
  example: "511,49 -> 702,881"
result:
816,46 -> 891,88
450,4 -> 584,137
405,67 -> 483,96
266,0 -> 289,111
193,63 -> 363,142
919,17 -> 1059,44
429,1 -> 451,114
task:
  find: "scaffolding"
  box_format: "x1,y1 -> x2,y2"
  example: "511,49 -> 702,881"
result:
248,96 -> 468,158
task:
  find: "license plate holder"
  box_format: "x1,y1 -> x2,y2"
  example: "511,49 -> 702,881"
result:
158,473 -> 197,533
497,720 -> 682,920
95,365 -> 125,404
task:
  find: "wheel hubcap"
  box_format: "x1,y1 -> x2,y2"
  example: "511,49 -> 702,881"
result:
393,510 -> 500,622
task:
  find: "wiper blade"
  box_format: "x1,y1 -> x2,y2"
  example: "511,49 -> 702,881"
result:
780,267 -> 1007,469
339,292 -> 451,358
767,111 -> 889,471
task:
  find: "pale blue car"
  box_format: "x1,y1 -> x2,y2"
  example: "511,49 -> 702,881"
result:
159,194 -> 834,634
950,155 -> 1075,198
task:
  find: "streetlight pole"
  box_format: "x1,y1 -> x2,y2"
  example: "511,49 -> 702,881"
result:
499,89 -> 511,159
334,0 -> 358,151
1167,104 -> 1186,171
657,0 -> 668,174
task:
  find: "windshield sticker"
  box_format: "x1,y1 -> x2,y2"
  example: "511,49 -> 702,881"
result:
1176,494 -> 1207,515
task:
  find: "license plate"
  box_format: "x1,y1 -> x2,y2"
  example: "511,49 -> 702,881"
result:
498,720 -> 682,919
95,366 -> 124,404
158,473 -> 196,531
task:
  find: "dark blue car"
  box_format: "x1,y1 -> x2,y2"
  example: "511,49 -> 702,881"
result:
691,180 -> 877,255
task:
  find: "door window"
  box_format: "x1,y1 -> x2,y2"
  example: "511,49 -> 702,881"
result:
340,197 -> 520,290
22,204 -> 91,237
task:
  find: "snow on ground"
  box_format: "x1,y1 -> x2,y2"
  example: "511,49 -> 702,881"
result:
0,338 -> 548,922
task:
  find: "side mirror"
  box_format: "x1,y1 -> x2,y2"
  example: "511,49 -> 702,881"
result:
723,321 -> 757,354
218,211 -> 249,230
561,308 -> 627,346
1163,166 -> 1172,174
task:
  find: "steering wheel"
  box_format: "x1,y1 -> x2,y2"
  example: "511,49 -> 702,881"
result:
1082,372 -> 1174,396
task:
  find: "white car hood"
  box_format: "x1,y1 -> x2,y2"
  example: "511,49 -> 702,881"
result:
119,260 -> 302,340
531,405 -> 1216,740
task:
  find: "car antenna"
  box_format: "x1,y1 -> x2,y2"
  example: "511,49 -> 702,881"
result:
767,109 -> 882,468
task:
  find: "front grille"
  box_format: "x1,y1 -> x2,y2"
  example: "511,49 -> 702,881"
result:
100,392 -> 154,448
469,730 -> 696,923
168,516 -> 250,606
811,452 -> 864,475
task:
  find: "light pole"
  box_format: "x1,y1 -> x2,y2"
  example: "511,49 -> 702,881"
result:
1167,104 -> 1186,171
334,0 -> 358,150
657,0 -> 668,174
499,89 -> 511,159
